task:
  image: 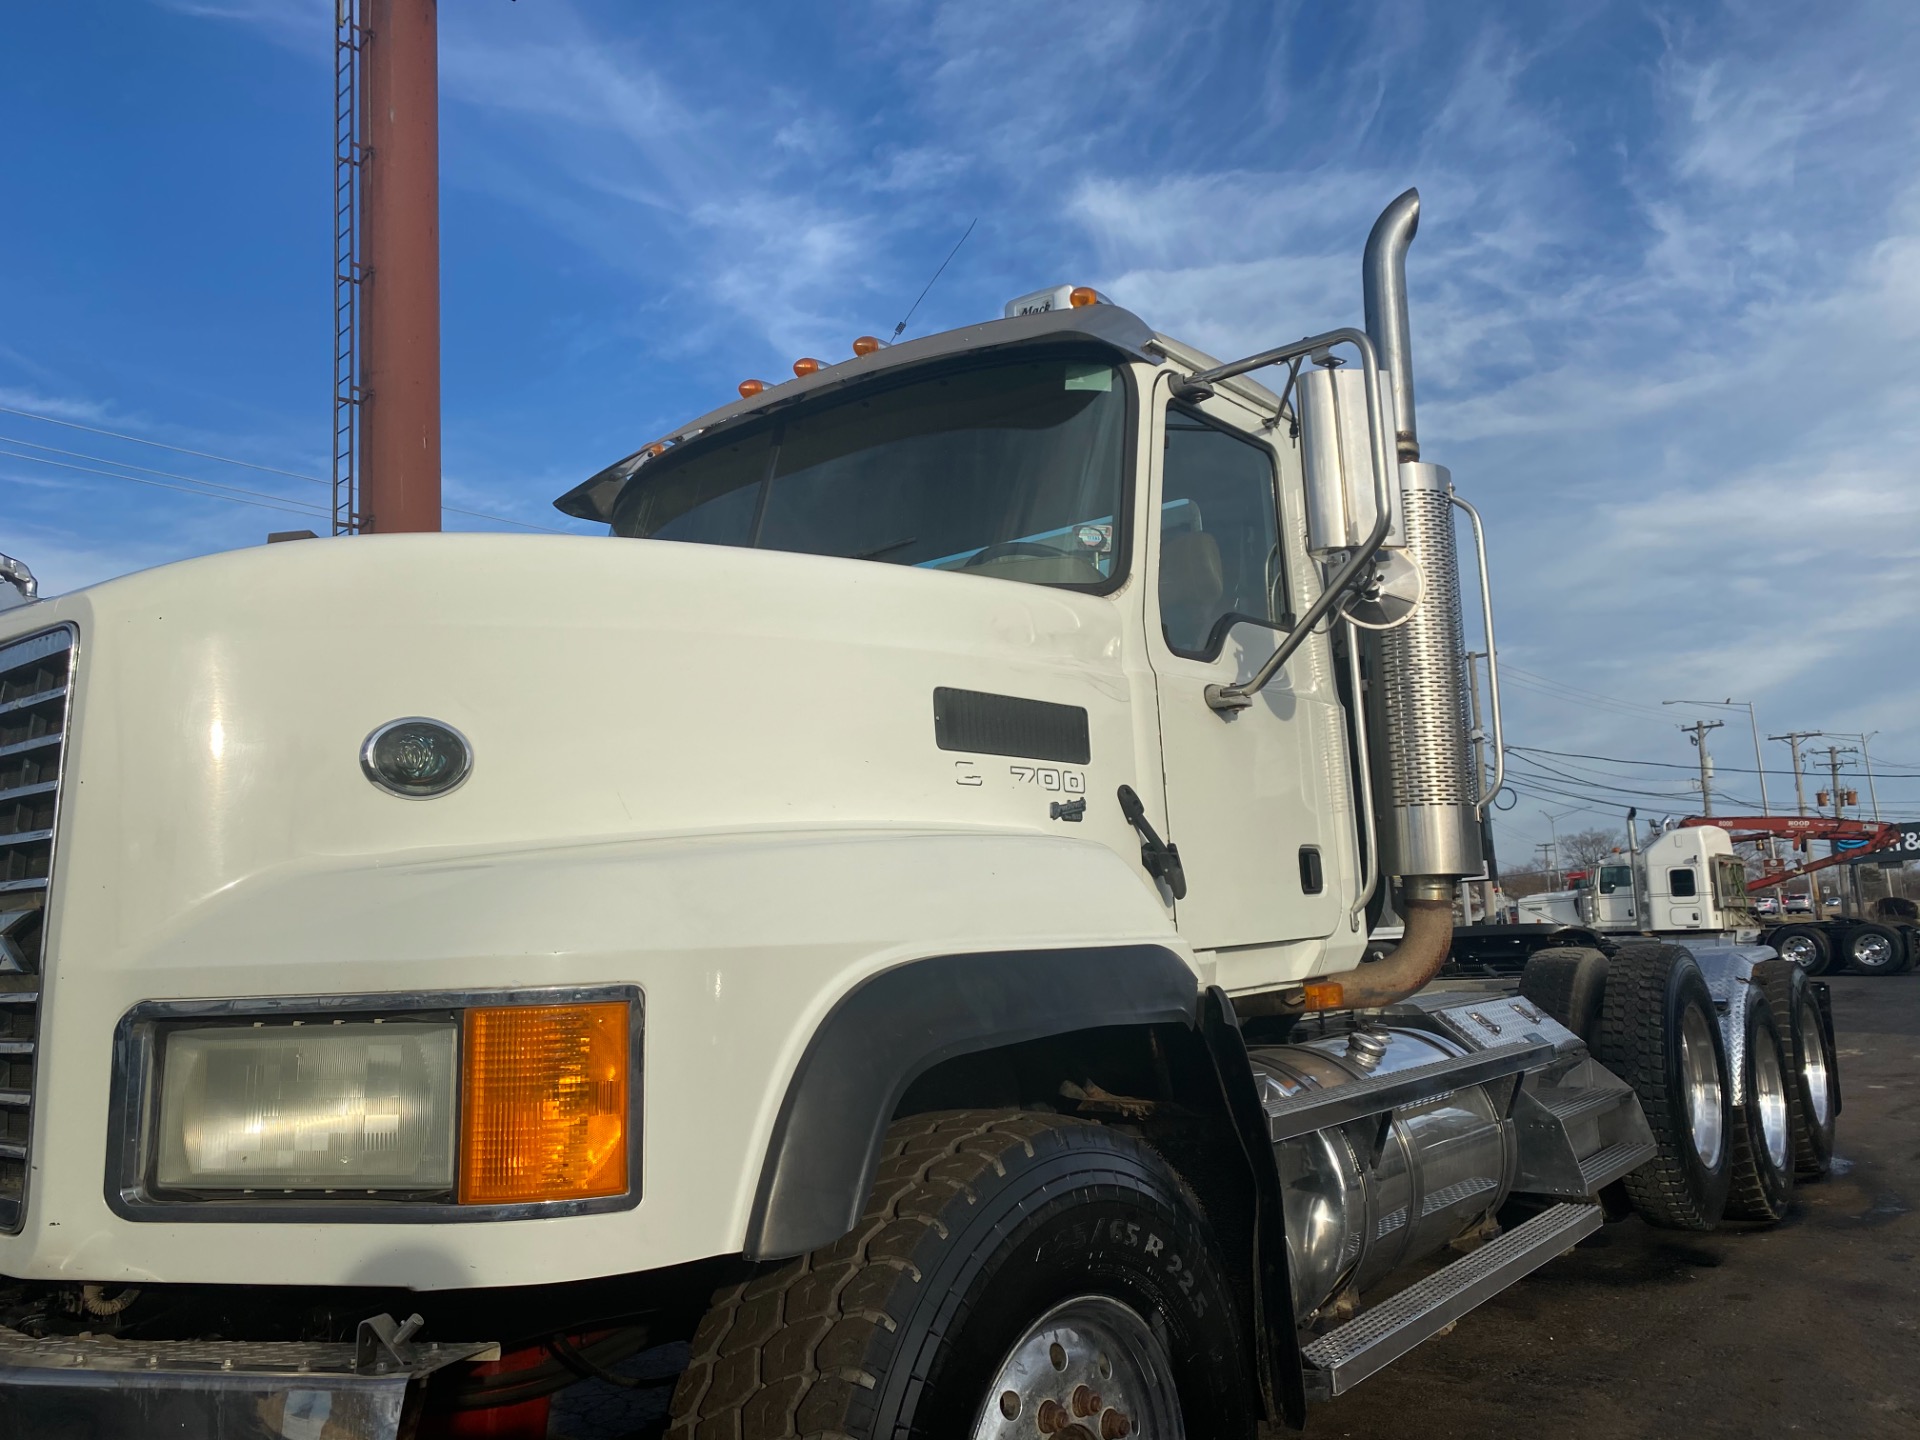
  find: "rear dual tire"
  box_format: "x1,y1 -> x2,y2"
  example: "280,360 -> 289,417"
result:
1769,925 -> 1832,976
1723,988 -> 1795,1222
1751,960 -> 1839,1178
1591,945 -> 1733,1231
1843,922 -> 1909,975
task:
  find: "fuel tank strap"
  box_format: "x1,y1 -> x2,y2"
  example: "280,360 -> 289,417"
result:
1258,1039 -> 1551,1142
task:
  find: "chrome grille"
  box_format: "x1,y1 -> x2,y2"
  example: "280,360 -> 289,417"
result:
0,625 -> 75,1233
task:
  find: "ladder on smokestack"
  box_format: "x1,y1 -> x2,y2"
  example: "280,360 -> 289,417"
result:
332,0 -> 367,536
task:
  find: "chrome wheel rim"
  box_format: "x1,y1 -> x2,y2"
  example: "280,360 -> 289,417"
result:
1852,933 -> 1894,969
1752,1021 -> 1791,1172
1798,994 -> 1833,1128
1778,934 -> 1818,969
1680,1006 -> 1725,1170
972,1294 -> 1183,1440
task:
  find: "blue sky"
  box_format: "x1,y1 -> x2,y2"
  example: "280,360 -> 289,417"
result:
5,0 -> 1920,867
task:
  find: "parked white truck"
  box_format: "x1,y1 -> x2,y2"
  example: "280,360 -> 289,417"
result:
1515,821 -> 1913,976
0,192 -> 1840,1440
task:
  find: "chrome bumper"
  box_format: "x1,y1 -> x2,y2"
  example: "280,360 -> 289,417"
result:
0,1314 -> 496,1440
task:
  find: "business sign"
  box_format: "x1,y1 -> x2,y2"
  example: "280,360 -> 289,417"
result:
1847,823 -> 1920,864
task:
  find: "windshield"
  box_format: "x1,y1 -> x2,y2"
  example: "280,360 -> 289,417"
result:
610,355 -> 1129,589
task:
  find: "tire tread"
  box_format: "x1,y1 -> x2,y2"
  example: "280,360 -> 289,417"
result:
1592,943 -> 1728,1231
665,1110 -> 1087,1440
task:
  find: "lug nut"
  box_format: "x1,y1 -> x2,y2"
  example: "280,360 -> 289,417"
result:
1100,1409 -> 1131,1439
1036,1398 -> 1069,1433
1071,1385 -> 1102,1417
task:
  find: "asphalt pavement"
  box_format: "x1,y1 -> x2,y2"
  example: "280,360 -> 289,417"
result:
1317,974 -> 1920,1439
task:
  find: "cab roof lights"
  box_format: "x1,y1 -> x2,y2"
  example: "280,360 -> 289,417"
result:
1002,284 -> 1108,319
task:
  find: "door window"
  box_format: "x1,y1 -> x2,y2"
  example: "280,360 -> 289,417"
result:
1158,409 -> 1286,658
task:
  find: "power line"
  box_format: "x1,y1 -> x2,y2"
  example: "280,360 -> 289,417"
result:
0,434 -> 335,511
0,411 -> 570,534
1508,743 -> 1920,784
0,449 -> 330,519
0,405 -> 327,484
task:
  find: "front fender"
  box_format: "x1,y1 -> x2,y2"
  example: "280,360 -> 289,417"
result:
18,824 -> 1188,1289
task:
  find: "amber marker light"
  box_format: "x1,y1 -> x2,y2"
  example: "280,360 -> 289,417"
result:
642,442 -> 667,457
793,357 -> 823,377
459,1002 -> 630,1205
1301,981 -> 1345,1011
738,379 -> 768,398
852,336 -> 882,356
1069,286 -> 1100,308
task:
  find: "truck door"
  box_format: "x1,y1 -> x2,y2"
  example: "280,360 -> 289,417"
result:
1145,386 -> 1347,975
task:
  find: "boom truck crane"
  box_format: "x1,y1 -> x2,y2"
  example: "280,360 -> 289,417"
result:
0,192 -> 1842,1440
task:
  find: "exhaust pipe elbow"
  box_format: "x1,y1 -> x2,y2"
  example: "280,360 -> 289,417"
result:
1362,187 -> 1421,462
1322,892 -> 1453,1010
1234,888 -> 1455,1021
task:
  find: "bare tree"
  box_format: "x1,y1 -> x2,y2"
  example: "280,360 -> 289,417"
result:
1500,864 -> 1555,899
1561,826 -> 1626,873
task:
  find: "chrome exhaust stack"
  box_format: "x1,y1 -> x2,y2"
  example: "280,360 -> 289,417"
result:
1362,189 -> 1484,897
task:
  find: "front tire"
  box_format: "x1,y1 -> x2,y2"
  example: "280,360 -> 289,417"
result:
1593,944 -> 1733,1231
667,1111 -> 1254,1440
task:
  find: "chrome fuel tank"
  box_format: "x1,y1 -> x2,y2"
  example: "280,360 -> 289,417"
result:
1250,1026 -> 1515,1320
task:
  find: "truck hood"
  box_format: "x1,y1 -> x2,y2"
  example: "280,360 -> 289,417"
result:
7,534 -> 1156,974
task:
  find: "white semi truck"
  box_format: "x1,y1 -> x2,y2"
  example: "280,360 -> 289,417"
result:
0,192 -> 1841,1440
1514,820 -> 1915,976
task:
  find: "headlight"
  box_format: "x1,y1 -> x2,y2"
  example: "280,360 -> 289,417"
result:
119,993 -> 638,1216
154,1022 -> 458,1192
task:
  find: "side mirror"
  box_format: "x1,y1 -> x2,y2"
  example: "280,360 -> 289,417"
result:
1297,364 -> 1405,559
0,553 -> 38,605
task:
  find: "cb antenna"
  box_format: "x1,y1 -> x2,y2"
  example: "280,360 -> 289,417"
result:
888,218 -> 977,345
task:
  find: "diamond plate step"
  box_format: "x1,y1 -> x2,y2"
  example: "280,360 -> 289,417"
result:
1579,1137 -> 1657,1192
1302,1201 -> 1603,1399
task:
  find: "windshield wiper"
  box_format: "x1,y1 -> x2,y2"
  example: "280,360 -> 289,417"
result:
855,536 -> 918,560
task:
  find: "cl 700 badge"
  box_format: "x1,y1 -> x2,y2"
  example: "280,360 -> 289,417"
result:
954,760 -> 1087,793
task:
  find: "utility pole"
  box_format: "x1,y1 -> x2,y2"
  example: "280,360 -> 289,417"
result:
1817,743 -> 1858,917
1666,699 -> 1776,882
357,0 -> 443,534
1535,842 -> 1558,890
1816,744 -> 1857,821
1677,719 -> 1723,816
1849,732 -> 1882,822
1770,730 -> 1822,909
1770,731 -> 1819,817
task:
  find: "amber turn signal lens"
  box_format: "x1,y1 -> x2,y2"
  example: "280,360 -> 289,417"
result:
793,357 -> 823,377
738,379 -> 767,398
642,442 -> 667,457
1300,981 -> 1345,1011
459,1002 -> 629,1205
1069,286 -> 1100,308
852,335 -> 881,356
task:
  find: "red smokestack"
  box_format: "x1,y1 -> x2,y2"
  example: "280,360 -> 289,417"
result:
358,0 -> 441,533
